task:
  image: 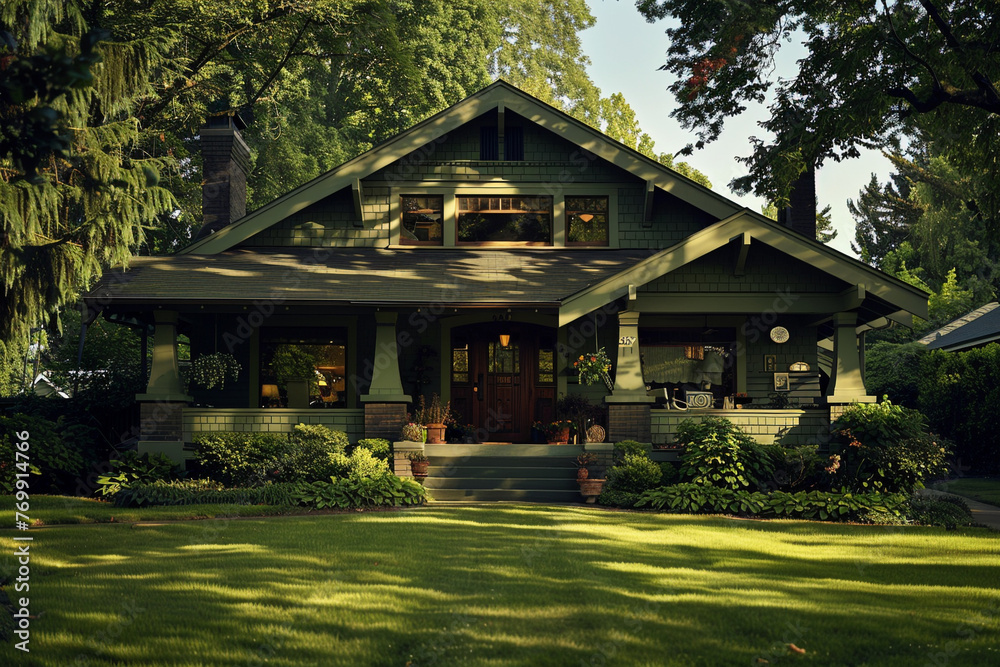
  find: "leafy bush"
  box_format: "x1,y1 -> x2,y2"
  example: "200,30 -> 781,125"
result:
194,432 -> 291,486
289,423 -> 348,455
907,495 -> 974,528
831,399 -> 949,494
96,451 -> 179,497
754,444 -> 826,491
865,341 -> 925,408
328,447 -> 391,480
0,413 -> 87,493
606,453 -> 662,495
613,440 -> 647,461
919,344 -> 1000,472
675,417 -> 766,490
293,475 -> 427,508
659,462 -> 678,486
114,480 -> 298,507
355,438 -> 391,461
597,488 -> 643,509
636,483 -> 910,521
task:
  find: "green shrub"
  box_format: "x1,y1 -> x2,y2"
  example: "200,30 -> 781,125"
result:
194,432 -> 291,486
114,480 -> 298,507
636,483 -> 910,522
613,440 -> 647,461
831,399 -> 949,494
328,447 -> 391,480
675,417 -> 765,490
597,488 -> 643,509
355,438 -> 391,461
290,423 -> 348,455
96,451 -> 179,497
659,462 -> 678,486
293,475 -> 427,508
606,453 -> 662,495
865,341 -> 925,408
0,413 -> 87,494
754,444 -> 826,491
907,495 -> 974,528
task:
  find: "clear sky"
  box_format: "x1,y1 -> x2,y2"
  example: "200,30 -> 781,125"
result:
579,2 -> 894,256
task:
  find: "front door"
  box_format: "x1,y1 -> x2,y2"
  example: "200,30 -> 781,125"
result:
450,324 -> 556,442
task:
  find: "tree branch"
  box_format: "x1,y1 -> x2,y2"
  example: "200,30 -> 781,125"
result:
245,18 -> 312,109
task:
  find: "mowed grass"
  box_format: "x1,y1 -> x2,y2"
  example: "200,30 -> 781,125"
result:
1,506 -> 998,667
935,477 -> 1000,506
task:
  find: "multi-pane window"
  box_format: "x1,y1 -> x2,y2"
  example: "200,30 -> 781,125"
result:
400,195 -> 443,245
566,196 -> 609,245
457,195 -> 552,244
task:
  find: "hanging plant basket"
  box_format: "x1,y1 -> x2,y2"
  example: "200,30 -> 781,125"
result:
574,348 -> 613,390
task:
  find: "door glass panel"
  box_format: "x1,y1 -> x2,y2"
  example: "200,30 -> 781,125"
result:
538,348 -> 554,383
452,344 -> 469,383
488,341 -> 519,374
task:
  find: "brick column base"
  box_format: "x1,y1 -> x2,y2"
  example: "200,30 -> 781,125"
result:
139,401 -> 185,441
608,403 -> 651,443
364,403 -> 408,440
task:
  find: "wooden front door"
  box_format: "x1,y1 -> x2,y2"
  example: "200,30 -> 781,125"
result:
450,324 -> 556,442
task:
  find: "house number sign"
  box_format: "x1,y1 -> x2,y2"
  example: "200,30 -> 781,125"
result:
618,336 -> 636,346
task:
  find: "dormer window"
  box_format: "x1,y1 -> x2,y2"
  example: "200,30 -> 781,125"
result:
457,195 -> 551,244
400,195 -> 443,245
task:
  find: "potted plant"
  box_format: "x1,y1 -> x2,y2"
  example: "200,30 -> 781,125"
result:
733,392 -> 752,408
400,422 -> 426,443
271,344 -> 319,409
415,394 -> 451,444
407,452 -> 430,479
535,419 -> 575,444
578,477 -> 605,503
575,452 -> 597,480
573,348 -> 613,391
190,352 -> 241,390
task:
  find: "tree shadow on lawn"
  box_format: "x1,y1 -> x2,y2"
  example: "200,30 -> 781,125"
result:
8,508 -> 1000,666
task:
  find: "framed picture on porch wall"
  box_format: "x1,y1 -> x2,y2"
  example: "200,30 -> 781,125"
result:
763,354 -> 776,372
773,372 -> 789,392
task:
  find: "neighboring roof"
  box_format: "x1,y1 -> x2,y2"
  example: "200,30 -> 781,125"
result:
85,248 -> 651,307
180,79 -> 742,255
920,302 -> 1000,351
557,209 -> 929,326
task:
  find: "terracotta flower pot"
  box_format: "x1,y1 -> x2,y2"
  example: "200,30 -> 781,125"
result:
578,478 -> 605,504
410,460 -> 429,477
425,423 -> 446,444
546,427 -> 570,444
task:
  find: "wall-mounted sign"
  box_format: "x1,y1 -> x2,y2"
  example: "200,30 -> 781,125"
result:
618,336 -> 637,346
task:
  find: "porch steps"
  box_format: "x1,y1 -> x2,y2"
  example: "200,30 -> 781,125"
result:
421,444 -> 586,503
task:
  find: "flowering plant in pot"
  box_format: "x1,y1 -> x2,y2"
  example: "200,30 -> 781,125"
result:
406,451 -> 430,478
575,452 -> 597,480
535,419 -> 575,444
400,422 -> 426,443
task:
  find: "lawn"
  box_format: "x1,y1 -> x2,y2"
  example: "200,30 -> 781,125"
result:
1,505 -> 998,667
935,477 -> 1000,506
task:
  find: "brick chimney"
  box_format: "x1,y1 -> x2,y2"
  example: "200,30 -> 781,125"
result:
196,114 -> 251,239
780,165 -> 816,239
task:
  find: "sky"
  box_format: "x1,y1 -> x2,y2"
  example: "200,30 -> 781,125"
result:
579,2 -> 894,257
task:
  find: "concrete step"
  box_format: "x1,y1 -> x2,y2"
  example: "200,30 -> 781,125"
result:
426,465 -> 576,478
423,476 -> 580,491
427,488 -> 583,503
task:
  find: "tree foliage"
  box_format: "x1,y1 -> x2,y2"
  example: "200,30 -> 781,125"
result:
761,199 -> 837,243
637,1 -> 1000,203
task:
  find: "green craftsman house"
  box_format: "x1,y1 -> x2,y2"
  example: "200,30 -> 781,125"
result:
86,81 -> 927,499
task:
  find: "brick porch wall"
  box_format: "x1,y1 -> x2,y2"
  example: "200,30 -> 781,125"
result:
608,404 -> 652,443
183,408 -> 364,442
364,403 -> 408,441
140,402 -> 185,441
651,409 -> 833,449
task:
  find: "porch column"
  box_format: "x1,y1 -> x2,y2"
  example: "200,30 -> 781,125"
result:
826,311 -> 875,406
360,311 -> 411,440
605,309 -> 653,442
135,310 -> 192,465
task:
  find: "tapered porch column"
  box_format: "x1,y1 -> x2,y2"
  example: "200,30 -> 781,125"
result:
826,311 -> 875,408
605,309 -> 653,442
136,310 -> 192,465
360,311 -> 411,440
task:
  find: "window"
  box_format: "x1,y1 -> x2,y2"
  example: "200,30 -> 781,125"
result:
400,195 -> 443,245
504,127 -> 524,160
457,195 -> 552,244
566,196 -> 609,245
260,328 -> 347,408
452,342 -> 469,384
639,328 -> 736,399
480,126 -> 498,160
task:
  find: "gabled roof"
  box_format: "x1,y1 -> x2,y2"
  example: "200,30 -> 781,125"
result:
919,302 -> 1000,351
557,209 -> 929,327
180,79 -> 741,255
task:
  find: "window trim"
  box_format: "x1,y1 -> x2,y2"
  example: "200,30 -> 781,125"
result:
399,194 -> 445,246
565,195 -> 610,247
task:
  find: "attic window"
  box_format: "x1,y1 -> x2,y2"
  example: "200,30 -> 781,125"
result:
504,127 -> 524,160
566,196 -> 609,245
480,126 -> 498,160
457,195 -> 551,244
400,195 -> 443,245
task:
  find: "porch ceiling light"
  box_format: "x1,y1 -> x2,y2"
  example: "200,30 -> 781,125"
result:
261,384 -> 279,399
578,213 -> 594,223
499,333 -> 511,347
